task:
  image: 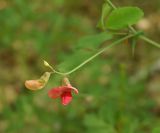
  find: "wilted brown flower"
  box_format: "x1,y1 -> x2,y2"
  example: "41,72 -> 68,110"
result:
25,72 -> 50,91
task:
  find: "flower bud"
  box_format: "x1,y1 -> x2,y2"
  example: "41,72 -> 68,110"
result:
43,60 -> 50,67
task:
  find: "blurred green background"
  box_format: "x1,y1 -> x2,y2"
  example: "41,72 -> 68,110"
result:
0,0 -> 160,133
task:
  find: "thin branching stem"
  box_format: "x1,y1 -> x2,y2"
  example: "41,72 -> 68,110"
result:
48,0 -> 160,76
52,34 -> 136,76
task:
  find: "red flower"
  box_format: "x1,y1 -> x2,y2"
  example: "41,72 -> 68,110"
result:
48,77 -> 78,105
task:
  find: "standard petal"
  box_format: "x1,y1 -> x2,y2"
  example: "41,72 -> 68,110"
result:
48,87 -> 65,99
61,91 -> 72,105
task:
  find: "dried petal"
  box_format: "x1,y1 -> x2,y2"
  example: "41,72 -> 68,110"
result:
25,72 -> 51,91
25,79 -> 44,90
40,72 -> 51,83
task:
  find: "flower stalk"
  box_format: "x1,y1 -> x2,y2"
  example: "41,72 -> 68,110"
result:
47,34 -> 136,76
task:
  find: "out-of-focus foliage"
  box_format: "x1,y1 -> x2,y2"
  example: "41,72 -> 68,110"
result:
0,0 -> 160,133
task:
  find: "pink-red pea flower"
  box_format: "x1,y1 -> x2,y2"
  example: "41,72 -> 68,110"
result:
48,77 -> 78,105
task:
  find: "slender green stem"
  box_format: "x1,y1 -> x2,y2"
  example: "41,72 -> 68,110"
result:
112,32 -> 128,35
44,64 -> 64,75
50,0 -> 160,76
43,60 -> 67,75
53,70 -> 67,75
106,0 -> 116,9
128,26 -> 137,33
140,36 -> 160,48
52,34 -> 135,76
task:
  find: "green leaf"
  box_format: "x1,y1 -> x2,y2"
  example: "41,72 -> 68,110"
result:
76,32 -> 113,49
106,7 -> 144,30
97,2 -> 112,30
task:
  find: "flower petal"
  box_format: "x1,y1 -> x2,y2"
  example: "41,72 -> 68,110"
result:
48,87 -> 65,99
62,77 -> 79,94
25,80 -> 44,90
25,72 -> 50,91
61,91 -> 72,105
40,72 -> 50,83
70,87 -> 79,94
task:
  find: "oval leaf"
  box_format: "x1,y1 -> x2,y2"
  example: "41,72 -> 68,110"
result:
106,7 -> 144,30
